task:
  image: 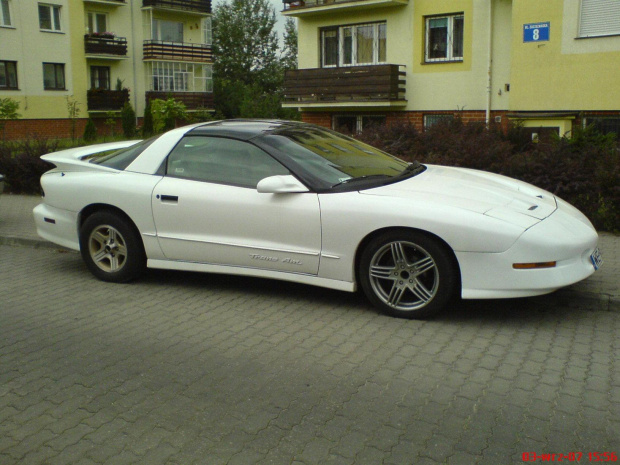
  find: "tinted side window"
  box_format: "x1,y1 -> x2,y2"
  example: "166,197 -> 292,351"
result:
91,137 -> 158,170
166,136 -> 290,188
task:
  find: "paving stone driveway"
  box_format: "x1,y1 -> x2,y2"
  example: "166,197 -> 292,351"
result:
1,244 -> 618,465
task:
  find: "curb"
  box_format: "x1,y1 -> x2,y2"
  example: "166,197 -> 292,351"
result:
0,235 -> 75,251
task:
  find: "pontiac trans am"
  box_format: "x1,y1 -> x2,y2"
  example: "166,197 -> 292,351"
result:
33,120 -> 602,318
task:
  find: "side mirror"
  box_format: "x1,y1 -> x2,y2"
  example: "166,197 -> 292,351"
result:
257,175 -> 309,194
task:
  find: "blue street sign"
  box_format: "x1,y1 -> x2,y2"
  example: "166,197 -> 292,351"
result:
523,22 -> 550,42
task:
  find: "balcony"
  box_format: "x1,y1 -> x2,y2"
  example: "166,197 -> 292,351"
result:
283,64 -> 406,108
282,0 -> 407,17
84,35 -> 128,58
143,41 -> 212,63
146,91 -> 214,110
142,0 -> 211,14
87,89 -> 130,112
84,0 -> 126,6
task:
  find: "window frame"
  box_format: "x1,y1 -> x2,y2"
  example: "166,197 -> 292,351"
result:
424,13 -> 464,63
423,114 -> 454,129
149,61 -> 212,93
152,18 -> 183,43
1,0 -> 12,27
38,3 -> 62,32
87,11 -> 108,34
578,0 -> 620,38
321,22 -> 387,68
43,62 -> 65,90
332,114 -> 386,134
0,60 -> 18,89
90,66 -> 110,90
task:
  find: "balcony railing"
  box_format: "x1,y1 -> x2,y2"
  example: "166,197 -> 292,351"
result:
142,0 -> 211,13
283,64 -> 406,104
87,89 -> 130,111
143,41 -> 212,63
282,0 -> 407,16
84,0 -> 125,5
85,35 -> 128,57
146,91 -> 214,110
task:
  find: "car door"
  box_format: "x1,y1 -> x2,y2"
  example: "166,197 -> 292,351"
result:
151,135 -> 322,275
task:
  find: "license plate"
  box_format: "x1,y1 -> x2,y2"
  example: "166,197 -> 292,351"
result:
590,247 -> 603,271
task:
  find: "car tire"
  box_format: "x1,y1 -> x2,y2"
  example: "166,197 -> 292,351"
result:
359,230 -> 458,319
79,211 -> 145,283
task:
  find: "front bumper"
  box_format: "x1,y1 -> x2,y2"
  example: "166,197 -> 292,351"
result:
457,202 -> 599,299
33,203 -> 80,251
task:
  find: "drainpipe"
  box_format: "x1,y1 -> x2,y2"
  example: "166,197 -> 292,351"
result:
486,0 -> 493,126
130,0 -> 139,122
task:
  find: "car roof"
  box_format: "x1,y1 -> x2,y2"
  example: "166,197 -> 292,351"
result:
187,119 -> 313,141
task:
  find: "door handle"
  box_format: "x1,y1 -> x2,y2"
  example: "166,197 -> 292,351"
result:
158,195 -> 179,203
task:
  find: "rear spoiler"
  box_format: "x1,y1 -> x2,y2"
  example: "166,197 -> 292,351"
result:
41,140 -> 141,173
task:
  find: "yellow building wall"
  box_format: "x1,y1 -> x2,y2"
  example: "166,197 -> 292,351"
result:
510,0 -> 620,111
295,0 -> 513,112
0,0 -> 75,119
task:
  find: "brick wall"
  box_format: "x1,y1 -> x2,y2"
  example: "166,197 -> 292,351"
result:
2,118 -> 125,141
300,110 -> 509,132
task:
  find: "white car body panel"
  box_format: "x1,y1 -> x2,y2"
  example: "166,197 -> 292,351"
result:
151,176 -> 322,274
33,122 -> 600,303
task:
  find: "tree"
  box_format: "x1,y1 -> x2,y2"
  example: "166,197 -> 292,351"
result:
281,17 -> 298,71
213,0 -> 282,92
66,97 -> 80,143
0,98 -> 20,142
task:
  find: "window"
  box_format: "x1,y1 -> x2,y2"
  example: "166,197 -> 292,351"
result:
87,12 -> 107,34
90,66 -> 110,89
150,62 -> 212,92
334,115 -> 386,134
579,0 -> 620,38
152,19 -> 183,42
424,114 -> 454,129
321,22 -> 386,68
92,137 -> 159,170
1,0 -> 12,26
43,63 -> 65,90
585,117 -> 620,136
425,14 -> 463,62
39,3 -> 61,31
166,136 -> 290,188
0,61 -> 18,89
202,17 -> 212,45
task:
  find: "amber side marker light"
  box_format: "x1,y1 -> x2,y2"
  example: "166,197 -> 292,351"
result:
513,261 -> 557,270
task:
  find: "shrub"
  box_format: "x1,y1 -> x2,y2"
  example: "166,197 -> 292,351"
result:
0,138 -> 59,194
121,102 -> 137,139
83,119 -> 97,142
142,101 -> 154,137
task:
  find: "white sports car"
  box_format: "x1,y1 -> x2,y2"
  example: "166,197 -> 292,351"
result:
34,120 -> 602,318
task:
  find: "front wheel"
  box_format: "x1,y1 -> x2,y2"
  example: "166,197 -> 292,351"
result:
80,211 -> 145,283
359,231 -> 458,319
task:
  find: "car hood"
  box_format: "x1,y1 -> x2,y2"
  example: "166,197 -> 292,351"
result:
360,165 -> 557,229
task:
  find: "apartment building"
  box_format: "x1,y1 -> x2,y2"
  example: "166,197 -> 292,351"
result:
0,0 -> 213,139
282,0 -> 620,138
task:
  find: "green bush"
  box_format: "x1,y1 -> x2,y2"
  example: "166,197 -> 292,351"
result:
83,119 -> 97,142
121,102 -> 137,139
142,101 -> 154,137
0,138 -> 59,193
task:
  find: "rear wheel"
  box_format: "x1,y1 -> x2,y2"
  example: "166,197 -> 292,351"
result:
359,231 -> 458,319
80,211 -> 145,283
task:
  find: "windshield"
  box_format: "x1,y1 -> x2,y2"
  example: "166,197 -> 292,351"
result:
261,126 -> 413,187
90,136 -> 158,170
